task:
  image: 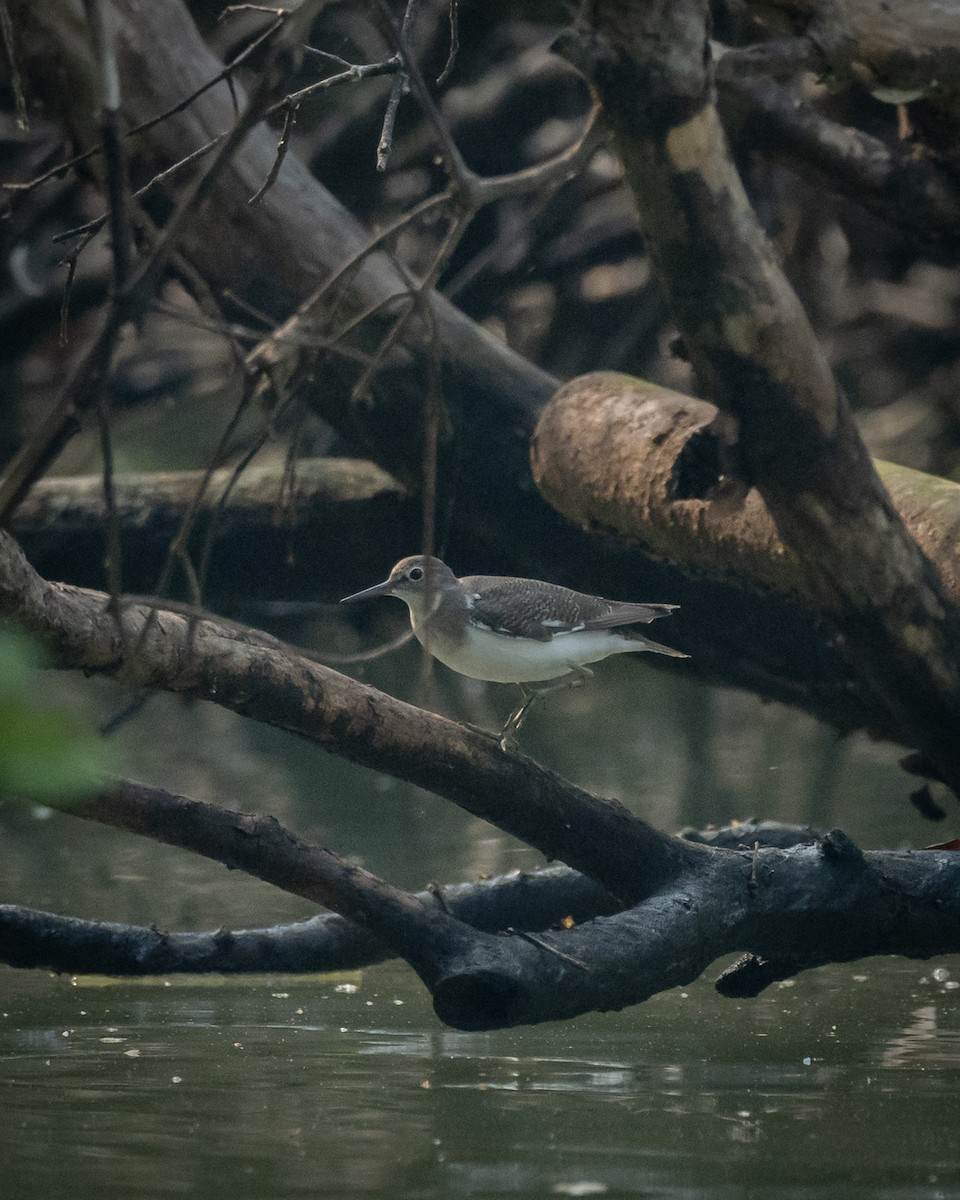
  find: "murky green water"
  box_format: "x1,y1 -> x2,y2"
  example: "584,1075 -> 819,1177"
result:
2,643 -> 959,1197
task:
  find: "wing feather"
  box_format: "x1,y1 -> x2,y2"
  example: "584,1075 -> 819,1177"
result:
460,576 -> 678,641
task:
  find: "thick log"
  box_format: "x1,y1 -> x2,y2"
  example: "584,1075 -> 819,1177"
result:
532,373 -> 960,612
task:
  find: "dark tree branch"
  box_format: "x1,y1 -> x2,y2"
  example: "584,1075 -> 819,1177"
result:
0,819 -> 824,978
716,65 -> 960,240
0,863 -> 617,976
32,782 -> 960,1029
425,830 -> 960,1028
5,780 -> 958,1031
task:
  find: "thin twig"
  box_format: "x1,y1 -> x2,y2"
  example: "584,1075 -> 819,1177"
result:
192,393 -> 295,604
302,46 -> 353,70
95,393 -> 123,621
83,0 -> 132,290
53,134 -> 228,245
220,3 -> 288,17
349,204 -> 471,402
0,0 -> 27,131
248,101 -> 296,205
376,0 -> 423,172
132,383 -> 263,656
284,55 -> 400,108
58,232 -> 96,345
436,0 -> 459,87
0,1 -> 326,527
506,928 -> 589,970
2,13 -> 283,198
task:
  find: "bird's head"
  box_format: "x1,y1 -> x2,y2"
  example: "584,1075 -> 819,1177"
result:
340,556 -> 456,616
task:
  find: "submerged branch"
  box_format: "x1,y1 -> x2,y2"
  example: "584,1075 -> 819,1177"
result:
0,864 -> 618,977
5,787 -> 958,1030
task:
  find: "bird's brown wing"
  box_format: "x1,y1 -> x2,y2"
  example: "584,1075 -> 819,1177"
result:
460,577 -> 678,641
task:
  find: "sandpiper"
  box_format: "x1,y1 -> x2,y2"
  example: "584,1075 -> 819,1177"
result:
341,555 -> 687,748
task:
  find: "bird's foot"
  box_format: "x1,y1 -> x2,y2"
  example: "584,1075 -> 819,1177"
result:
499,687 -> 540,751
498,728 -> 520,754
566,665 -> 593,690
497,669 -> 594,751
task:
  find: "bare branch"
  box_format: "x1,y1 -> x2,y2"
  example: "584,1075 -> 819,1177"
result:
0,529 -> 700,904
16,779 -> 960,1030
82,0 -> 132,289
376,0 -> 423,172
436,0 -> 459,87
248,101 -> 296,205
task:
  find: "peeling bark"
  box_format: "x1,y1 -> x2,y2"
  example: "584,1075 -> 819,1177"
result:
532,373 -> 960,614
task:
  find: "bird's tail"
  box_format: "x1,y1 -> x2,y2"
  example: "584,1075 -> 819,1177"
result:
624,630 -> 690,658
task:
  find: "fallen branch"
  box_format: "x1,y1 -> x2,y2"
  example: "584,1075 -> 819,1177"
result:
427,829 -> 960,1028
0,818 -> 818,977
11,457 -> 416,598
7,781 -> 958,1029
532,374 -> 960,621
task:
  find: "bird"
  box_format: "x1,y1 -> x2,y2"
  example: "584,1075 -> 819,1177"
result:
341,555 -> 687,749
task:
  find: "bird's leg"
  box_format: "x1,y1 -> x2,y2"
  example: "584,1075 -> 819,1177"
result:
499,686 -> 540,752
498,667 -> 594,752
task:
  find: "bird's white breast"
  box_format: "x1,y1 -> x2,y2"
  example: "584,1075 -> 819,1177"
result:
412,620 -> 644,684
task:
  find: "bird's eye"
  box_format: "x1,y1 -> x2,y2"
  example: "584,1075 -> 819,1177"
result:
409,566 -> 424,581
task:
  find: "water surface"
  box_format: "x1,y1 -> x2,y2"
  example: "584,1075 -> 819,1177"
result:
2,648 -> 958,1198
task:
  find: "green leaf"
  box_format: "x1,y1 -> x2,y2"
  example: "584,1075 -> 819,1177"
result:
0,626 -> 44,694
0,625 -> 111,801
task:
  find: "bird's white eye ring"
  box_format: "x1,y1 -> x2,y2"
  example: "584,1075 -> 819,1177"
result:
409,566 -> 424,581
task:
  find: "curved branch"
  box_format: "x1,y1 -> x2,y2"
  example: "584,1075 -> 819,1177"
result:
8,782 -> 958,1031
0,530 -> 701,903
0,818 -> 828,976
